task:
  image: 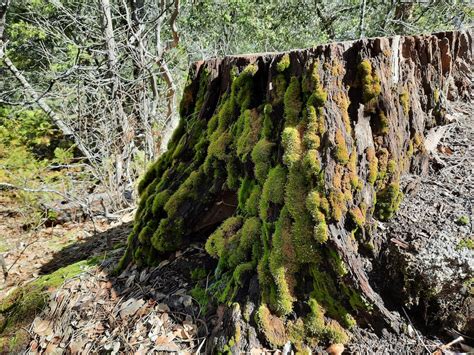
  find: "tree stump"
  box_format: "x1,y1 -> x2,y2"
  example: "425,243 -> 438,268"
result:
121,30 -> 472,351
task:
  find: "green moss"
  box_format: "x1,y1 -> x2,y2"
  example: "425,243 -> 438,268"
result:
190,268 -> 208,281
400,88 -> 410,115
151,189 -> 171,216
271,74 -> 287,104
284,77 -> 302,126
262,103 -> 274,139
314,222 -> 328,243
456,215 -> 470,226
236,109 -> 262,162
334,129 -> 349,164
349,207 -> 365,227
375,182 -> 403,221
378,110 -> 389,135
302,149 -> 321,176
245,184 -> 261,216
205,216 -> 243,259
276,53 -> 290,72
282,126 -> 302,167
358,59 -> 381,104
0,259 -> 96,348
190,285 -> 210,314
305,298 -> 326,336
260,165 -> 287,221
457,237 -> 474,250
151,217 -> 185,252
255,304 -> 288,347
325,320 -> 349,344
251,138 -> 274,183
329,189 -> 346,222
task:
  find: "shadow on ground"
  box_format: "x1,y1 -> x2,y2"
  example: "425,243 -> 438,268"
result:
39,222 -> 132,275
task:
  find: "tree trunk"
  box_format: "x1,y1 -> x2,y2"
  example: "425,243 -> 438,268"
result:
122,29 -> 472,351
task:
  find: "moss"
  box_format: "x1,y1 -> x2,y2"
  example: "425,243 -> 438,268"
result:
284,77 -> 302,126
276,53 -> 290,72
334,129 -> 349,164
268,207 -> 296,315
334,91 -> 351,134
457,237 -> 474,250
302,149 -> 321,176
262,103 -> 274,139
236,109 -> 262,161
456,215 -> 470,226
190,268 -> 208,281
151,217 -> 185,252
205,216 -> 243,259
282,126 -> 302,167
366,148 -> 378,186
378,110 -> 389,135
375,182 -> 403,221
358,59 -> 381,104
190,285 -> 210,314
349,207 -> 365,227
260,165 -> 287,220
271,74 -> 287,104
400,88 -> 410,115
164,170 -> 205,217
314,222 -> 328,243
305,298 -> 325,336
325,320 -> 350,344
0,259 -> 96,349
245,184 -> 261,216
151,189 -> 171,216
251,138 -> 274,183
329,189 -> 346,222
255,304 -> 288,347
376,148 -> 389,183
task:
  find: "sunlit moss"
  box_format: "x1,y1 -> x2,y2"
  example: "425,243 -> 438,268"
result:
302,149 -> 321,176
251,138 -> 274,183
334,129 -> 349,164
375,182 -> 403,221
400,88 -> 410,115
255,304 -> 288,347
325,320 -> 350,344
349,206 -> 365,227
329,189 -> 346,222
236,109 -> 262,161
276,53 -> 290,73
260,165 -> 287,221
366,147 -> 378,185
378,110 -> 389,135
282,126 -> 302,167
358,59 -> 381,104
284,77 -> 302,126
205,216 -> 243,259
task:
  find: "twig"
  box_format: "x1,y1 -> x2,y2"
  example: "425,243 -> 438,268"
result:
402,307 -> 430,354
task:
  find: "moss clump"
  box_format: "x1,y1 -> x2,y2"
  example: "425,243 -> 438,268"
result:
0,259 -> 96,351
375,182 -> 403,221
349,206 -> 365,227
314,222 -> 328,243
205,216 -> 243,259
457,237 -> 474,250
276,53 -> 290,73
334,91 -> 351,134
303,149 -> 321,176
329,189 -> 346,222
284,77 -> 302,126
282,127 -> 302,167
255,304 -> 288,347
334,129 -> 349,164
271,74 -> 287,104
325,320 -> 350,344
244,184 -> 261,216
251,138 -> 275,183
400,88 -> 410,115
365,147 -> 378,186
236,109 -> 262,161
190,285 -> 210,314
305,298 -> 326,336
151,189 -> 171,216
456,215 -> 470,226
260,165 -> 287,221
378,111 -> 389,135
358,59 -> 381,104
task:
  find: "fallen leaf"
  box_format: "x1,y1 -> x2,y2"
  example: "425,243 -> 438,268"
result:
119,298 -> 145,318
33,317 -> 54,337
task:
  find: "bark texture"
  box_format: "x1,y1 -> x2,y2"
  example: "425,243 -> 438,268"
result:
123,29 -> 472,350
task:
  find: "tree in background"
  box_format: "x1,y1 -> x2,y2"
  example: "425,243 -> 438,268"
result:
0,0 -> 472,213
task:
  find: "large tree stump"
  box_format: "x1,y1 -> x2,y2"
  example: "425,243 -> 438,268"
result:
121,30 -> 472,350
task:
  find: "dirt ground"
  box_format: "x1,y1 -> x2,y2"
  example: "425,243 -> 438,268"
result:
0,99 -> 472,354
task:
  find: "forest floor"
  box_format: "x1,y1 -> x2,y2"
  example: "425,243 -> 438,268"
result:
0,99 -> 472,354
